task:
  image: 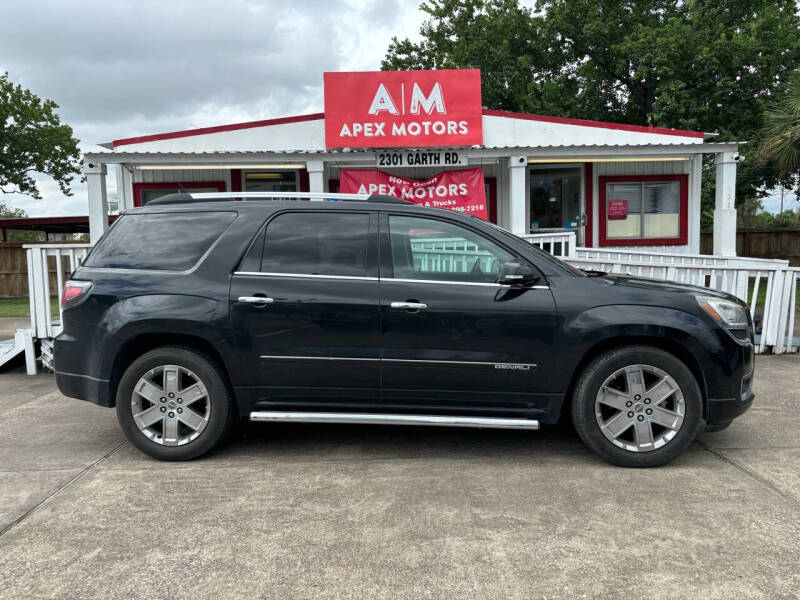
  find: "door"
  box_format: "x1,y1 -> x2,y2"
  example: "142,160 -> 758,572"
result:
230,210 -> 381,407
529,166 -> 583,245
379,213 -> 558,412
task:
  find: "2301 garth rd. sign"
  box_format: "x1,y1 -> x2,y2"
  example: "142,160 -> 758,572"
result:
323,69 -> 483,148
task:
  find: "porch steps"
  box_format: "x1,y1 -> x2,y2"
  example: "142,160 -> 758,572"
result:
0,330 -> 26,369
40,338 -> 55,372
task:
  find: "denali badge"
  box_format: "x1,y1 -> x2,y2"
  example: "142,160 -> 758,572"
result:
494,363 -> 534,371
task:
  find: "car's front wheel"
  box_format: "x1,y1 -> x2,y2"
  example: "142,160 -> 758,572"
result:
571,346 -> 703,467
116,346 -> 234,461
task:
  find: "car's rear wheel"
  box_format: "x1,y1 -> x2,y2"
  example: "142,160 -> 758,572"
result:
116,346 -> 234,461
571,346 -> 703,467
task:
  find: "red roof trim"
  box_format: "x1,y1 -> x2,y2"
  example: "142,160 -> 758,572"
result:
481,109 -> 704,139
112,113 -> 325,147
111,107 -> 702,148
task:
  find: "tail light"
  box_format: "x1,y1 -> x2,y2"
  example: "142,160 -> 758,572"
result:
61,280 -> 93,309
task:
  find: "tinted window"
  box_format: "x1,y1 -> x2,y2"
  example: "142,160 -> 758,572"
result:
261,212 -> 370,277
388,215 -> 514,283
85,211 -> 235,270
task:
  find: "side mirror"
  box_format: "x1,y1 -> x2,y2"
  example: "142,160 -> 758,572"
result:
497,261 -> 540,286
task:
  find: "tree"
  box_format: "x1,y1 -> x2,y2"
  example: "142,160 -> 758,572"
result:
0,199 -> 25,219
382,0 -> 540,111
0,72 -> 81,199
384,0 -> 800,227
759,72 -> 800,197
0,200 -> 43,242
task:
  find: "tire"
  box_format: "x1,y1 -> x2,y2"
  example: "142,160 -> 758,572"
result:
571,345 -> 703,468
704,420 -> 733,433
116,346 -> 234,461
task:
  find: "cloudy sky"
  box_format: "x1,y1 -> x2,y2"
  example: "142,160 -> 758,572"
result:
1,0 -> 425,216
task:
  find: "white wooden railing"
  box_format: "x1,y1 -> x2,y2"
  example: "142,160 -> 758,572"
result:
521,231 -> 576,258
14,236 -> 798,376
564,253 -> 797,354
409,238 -> 496,273
521,232 -> 798,354
25,244 -> 92,340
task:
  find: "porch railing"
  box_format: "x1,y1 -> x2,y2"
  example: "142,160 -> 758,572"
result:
25,244 -> 92,340
14,235 -> 798,376
520,231 -> 576,258
564,253 -> 797,354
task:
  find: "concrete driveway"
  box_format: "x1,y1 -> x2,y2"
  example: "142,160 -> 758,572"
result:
1,357 -> 799,599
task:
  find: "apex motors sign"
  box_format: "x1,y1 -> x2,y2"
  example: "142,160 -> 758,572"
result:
324,69 -> 483,148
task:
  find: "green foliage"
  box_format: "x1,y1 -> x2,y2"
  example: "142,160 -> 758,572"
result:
384,0 -> 800,224
382,0 -> 540,110
0,199 -> 44,242
0,199 -> 25,219
741,209 -> 800,230
759,72 -> 800,193
0,72 -> 81,199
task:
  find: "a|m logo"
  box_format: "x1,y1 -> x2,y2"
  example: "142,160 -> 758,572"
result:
368,82 -> 447,116
323,69 -> 483,149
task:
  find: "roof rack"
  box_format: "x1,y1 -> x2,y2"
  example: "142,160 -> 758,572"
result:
147,191 -> 412,206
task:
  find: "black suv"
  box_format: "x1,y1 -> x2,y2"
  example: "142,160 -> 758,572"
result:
55,194 -> 754,467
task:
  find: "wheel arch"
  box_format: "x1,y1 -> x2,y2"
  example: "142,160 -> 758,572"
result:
560,335 -> 709,423
109,332 -> 234,409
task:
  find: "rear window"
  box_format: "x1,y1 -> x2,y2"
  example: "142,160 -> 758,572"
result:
84,211 -> 236,271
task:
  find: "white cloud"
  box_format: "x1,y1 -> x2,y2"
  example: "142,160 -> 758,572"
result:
1,0 -> 424,216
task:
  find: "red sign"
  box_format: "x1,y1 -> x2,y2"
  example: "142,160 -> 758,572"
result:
324,69 -> 483,149
339,168 -> 487,219
608,200 -> 628,220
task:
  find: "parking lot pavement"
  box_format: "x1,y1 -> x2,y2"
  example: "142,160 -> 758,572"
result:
0,357 -> 798,600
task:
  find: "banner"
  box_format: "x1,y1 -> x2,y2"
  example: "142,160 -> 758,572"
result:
324,69 -> 483,149
339,167 -> 487,219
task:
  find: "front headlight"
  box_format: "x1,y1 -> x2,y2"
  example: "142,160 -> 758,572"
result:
694,294 -> 749,328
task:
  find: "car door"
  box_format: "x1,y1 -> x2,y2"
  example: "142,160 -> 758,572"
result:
379,212 -> 557,412
230,209 -> 381,407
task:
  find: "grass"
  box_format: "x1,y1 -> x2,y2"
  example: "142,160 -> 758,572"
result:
747,280 -> 800,314
0,297 -> 59,318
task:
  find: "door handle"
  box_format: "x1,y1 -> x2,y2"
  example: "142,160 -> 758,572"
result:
238,296 -> 274,306
390,301 -> 427,311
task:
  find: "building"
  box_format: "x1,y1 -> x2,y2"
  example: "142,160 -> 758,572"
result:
82,69 -> 740,257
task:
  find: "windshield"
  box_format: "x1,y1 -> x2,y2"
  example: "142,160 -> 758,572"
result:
471,217 -> 586,277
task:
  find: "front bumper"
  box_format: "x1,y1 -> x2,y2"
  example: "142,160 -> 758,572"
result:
705,341 -> 755,425
55,370 -> 114,407
707,394 -> 754,424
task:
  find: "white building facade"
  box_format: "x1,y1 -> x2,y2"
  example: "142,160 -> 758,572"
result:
84,108 -> 739,257
82,69 -> 740,258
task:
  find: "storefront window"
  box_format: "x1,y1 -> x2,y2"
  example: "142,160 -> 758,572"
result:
133,182 -> 226,207
600,174 -> 687,246
140,187 -> 222,205
606,181 -> 680,240
245,171 -> 298,192
529,167 -> 581,231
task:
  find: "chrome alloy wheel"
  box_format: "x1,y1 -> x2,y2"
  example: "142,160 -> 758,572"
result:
130,365 -> 211,446
594,364 -> 685,452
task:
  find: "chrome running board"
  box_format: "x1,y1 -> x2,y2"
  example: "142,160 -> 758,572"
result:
248,411 -> 539,430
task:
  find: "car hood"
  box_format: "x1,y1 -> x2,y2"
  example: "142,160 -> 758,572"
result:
595,273 -> 744,305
